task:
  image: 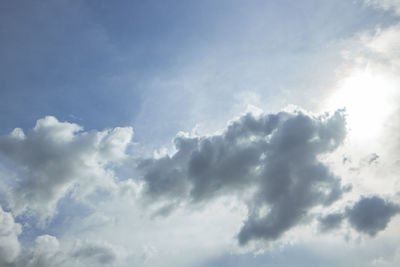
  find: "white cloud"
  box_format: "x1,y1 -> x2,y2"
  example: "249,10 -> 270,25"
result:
366,0 -> 400,16
65,194 -> 247,267
321,12 -> 400,200
0,116 -> 133,222
12,234 -> 127,267
24,235 -> 65,267
357,24 -> 400,73
0,205 -> 22,265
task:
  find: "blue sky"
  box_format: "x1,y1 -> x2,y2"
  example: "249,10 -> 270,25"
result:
1,1 -> 400,266
1,0 -> 395,134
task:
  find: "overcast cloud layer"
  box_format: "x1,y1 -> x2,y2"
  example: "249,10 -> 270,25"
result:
1,0 -> 400,266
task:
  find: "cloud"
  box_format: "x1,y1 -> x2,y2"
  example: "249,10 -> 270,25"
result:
139,109 -> 349,245
346,196 -> 400,236
71,240 -> 117,265
363,153 -> 379,165
0,205 -> 22,265
10,235 -> 121,267
366,0 -> 400,16
318,213 -> 344,232
319,195 -> 400,236
20,235 -> 66,267
0,116 -> 133,222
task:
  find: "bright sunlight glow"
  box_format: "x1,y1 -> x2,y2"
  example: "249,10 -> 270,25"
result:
327,69 -> 397,141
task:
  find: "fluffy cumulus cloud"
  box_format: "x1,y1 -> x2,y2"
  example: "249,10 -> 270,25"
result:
0,109 -> 398,266
0,205 -> 21,266
0,116 -> 133,221
1,1 -> 400,266
19,235 -> 66,267
139,109 -> 350,245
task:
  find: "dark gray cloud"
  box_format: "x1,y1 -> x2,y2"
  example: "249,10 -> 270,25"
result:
317,195 -> 400,236
318,213 -> 344,232
71,241 -> 117,265
139,109 -> 349,245
346,196 -> 400,236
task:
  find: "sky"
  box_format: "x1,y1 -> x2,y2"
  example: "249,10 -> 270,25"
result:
0,0 -> 400,266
